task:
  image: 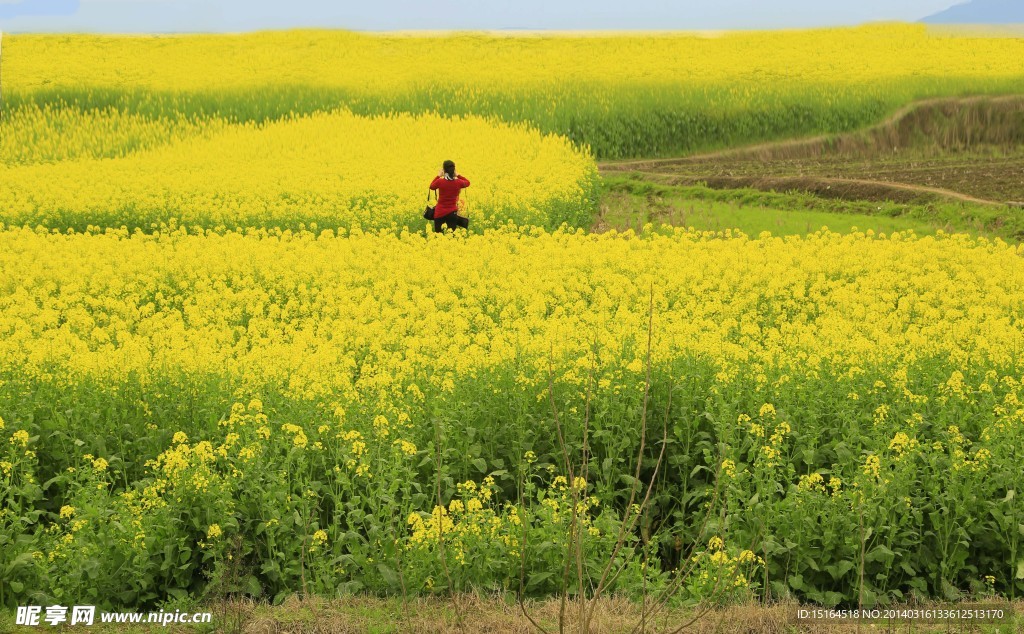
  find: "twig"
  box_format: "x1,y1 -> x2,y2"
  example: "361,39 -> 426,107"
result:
588,286 -> 657,625
433,419 -> 466,633
517,455 -> 553,634
546,344 -> 578,634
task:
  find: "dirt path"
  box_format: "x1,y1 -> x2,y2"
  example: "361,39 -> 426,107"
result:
626,170 -> 1006,207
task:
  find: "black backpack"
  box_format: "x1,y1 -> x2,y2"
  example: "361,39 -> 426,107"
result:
423,189 -> 437,220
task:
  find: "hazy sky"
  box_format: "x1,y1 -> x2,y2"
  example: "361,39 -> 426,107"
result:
0,0 -> 963,32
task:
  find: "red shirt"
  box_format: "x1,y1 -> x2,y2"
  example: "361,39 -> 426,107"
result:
429,175 -> 470,218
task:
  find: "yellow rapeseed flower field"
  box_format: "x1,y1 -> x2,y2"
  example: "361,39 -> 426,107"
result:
0,104 -> 229,166
0,110 -> 597,230
4,23 -> 1024,608
7,24 -> 1024,157
2,226 -> 1022,399
7,25 -> 1024,93
2,224 -> 1023,603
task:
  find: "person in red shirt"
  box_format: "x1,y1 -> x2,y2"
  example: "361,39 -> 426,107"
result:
429,160 -> 470,233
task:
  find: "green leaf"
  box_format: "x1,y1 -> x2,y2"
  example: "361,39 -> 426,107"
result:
4,552 -> 35,575
9,581 -> 24,594
166,588 -> 187,600
769,580 -> 789,599
338,580 -> 365,595
472,458 -> 487,473
865,544 -> 894,563
1016,559 -> 1024,580
272,590 -> 290,605
526,572 -> 553,591
42,475 -> 64,491
940,579 -> 960,601
246,575 -> 263,597
377,563 -> 400,589
826,560 -> 855,580
859,586 -> 878,607
805,589 -> 824,604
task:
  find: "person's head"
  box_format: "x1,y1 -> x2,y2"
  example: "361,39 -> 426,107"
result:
442,160 -> 456,179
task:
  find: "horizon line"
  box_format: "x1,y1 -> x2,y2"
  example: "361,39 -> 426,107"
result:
6,20 -> 1013,37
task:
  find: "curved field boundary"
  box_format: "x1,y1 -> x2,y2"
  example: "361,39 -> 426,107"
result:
600,95 -> 1024,207
600,94 -> 1024,170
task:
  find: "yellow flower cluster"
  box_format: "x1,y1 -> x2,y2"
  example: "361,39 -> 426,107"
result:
304,529 -> 330,554
10,430 -> 30,446
796,473 -> 844,498
758,420 -> 790,468
888,432 -> 919,458
862,454 -> 882,480
280,423 -> 309,449
942,425 -> 993,473
537,478 -> 601,528
797,473 -> 825,493
405,472 -> 599,574
372,415 -> 390,440
828,476 -> 842,498
0,111 -> 596,231
695,537 -> 765,591
392,439 -> 417,456
721,459 -> 737,478
551,475 -> 588,493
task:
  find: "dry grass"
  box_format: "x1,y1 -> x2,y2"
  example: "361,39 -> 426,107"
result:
6,595 -> 1019,633
231,596 -> 1024,634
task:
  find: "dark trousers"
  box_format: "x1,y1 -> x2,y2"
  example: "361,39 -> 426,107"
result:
433,213 -> 469,233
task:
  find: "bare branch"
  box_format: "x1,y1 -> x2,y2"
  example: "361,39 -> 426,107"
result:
588,285 -> 656,625
433,419 -> 466,634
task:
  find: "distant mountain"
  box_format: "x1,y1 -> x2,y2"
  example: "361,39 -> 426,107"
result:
921,0 -> 1024,24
